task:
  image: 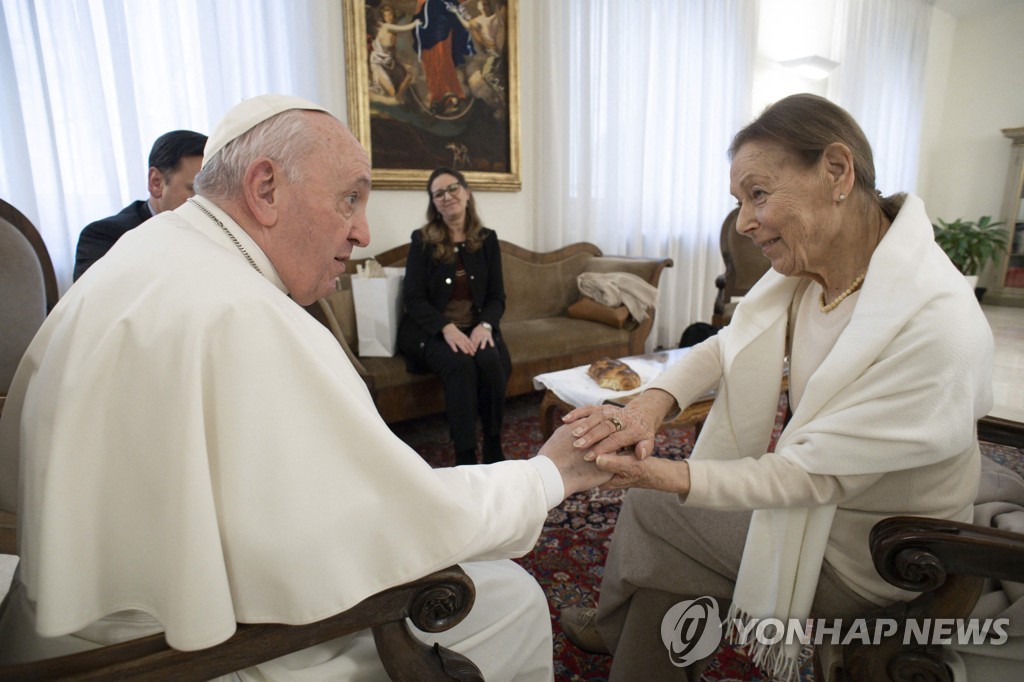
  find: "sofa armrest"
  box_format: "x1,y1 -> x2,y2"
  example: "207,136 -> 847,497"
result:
583,255 -> 673,353
370,243 -> 411,267
582,255 -> 673,288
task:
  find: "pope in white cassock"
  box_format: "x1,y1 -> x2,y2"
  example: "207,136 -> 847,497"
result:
0,95 -> 611,680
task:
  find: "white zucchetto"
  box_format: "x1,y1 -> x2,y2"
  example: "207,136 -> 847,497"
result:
202,94 -> 329,168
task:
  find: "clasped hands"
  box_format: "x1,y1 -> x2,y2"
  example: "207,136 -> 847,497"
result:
540,390 -> 691,495
442,322 -> 493,355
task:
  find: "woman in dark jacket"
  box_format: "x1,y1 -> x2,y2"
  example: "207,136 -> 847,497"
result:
397,167 -> 512,465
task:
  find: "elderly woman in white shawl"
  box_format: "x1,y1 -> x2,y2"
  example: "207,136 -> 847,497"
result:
557,93 -> 994,682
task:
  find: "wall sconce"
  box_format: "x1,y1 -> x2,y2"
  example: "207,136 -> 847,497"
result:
780,55 -> 839,81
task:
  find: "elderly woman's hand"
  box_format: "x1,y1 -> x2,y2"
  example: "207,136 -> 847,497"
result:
561,388 -> 676,460
593,452 -> 690,494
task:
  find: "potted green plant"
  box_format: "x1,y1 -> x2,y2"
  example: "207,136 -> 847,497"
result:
932,215 -> 1008,292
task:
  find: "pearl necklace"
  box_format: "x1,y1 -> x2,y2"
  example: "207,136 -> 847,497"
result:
188,198 -> 264,275
819,273 -> 865,313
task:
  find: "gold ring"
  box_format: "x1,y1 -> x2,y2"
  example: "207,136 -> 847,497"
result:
608,416 -> 623,432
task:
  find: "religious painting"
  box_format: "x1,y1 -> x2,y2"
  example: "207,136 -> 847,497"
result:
342,0 -> 520,190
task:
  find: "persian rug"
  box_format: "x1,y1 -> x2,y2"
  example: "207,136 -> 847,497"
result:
390,392 -> 1024,682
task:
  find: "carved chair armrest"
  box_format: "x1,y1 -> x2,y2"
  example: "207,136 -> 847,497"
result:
820,419 -> 1024,682
829,517 -> 1024,682
978,415 -> 1024,449
0,566 -> 481,682
868,416 -> 1024,598
871,515 -> 1024,594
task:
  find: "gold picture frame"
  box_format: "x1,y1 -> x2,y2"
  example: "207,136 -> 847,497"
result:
342,0 -> 520,191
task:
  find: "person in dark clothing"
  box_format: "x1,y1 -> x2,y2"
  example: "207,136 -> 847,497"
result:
73,129 -> 207,280
397,167 -> 511,466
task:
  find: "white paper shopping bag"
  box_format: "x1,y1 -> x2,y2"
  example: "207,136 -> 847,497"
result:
351,266 -> 404,356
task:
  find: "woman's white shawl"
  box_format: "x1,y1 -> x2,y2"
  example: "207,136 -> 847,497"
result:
694,194 -> 994,680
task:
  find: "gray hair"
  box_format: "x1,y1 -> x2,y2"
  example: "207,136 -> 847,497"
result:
193,109 -> 321,200
729,94 -> 904,220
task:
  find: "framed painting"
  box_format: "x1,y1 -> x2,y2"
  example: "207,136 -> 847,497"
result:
342,0 -> 520,191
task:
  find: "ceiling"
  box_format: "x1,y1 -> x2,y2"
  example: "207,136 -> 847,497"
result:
932,0 -> 1024,18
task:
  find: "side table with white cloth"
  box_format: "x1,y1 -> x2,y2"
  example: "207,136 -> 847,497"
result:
533,348 -> 716,438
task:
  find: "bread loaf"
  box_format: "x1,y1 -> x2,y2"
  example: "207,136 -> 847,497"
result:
587,357 -> 641,391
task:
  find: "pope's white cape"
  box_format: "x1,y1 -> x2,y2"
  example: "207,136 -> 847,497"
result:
0,199 -> 551,651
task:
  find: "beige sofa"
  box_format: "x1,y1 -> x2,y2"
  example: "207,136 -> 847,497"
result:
306,241 -> 672,424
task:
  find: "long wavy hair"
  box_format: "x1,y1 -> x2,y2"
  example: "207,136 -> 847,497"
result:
420,167 -> 485,263
728,93 -> 904,221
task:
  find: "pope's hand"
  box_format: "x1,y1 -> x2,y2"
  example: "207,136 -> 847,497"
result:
538,423 -> 614,497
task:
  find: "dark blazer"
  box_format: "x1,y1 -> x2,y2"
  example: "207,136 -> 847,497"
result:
73,200 -> 152,280
397,227 -> 511,373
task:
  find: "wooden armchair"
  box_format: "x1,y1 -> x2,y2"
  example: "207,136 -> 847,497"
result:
0,198 -> 58,419
816,416 -> 1024,681
712,208 -> 770,327
0,565 -> 483,681
1,198 -> 54,555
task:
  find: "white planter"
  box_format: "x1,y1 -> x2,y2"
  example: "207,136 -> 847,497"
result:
965,275 -> 979,289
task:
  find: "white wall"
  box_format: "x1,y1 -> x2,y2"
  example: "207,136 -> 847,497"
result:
918,3 -> 1024,225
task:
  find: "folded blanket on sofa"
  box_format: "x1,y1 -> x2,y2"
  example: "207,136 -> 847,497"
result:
577,272 -> 658,322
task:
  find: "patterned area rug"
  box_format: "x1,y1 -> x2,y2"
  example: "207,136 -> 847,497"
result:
390,392 -> 1024,682
391,391 -> 800,681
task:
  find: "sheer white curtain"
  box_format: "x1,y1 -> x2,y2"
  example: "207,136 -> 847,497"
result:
0,0 -> 346,294
829,0 -> 933,194
531,0 -> 759,349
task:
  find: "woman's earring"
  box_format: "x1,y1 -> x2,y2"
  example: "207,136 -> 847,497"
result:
838,193 -> 846,201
